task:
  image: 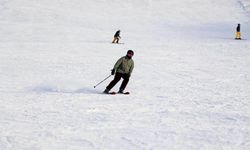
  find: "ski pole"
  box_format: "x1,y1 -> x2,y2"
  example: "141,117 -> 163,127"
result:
94,75 -> 112,88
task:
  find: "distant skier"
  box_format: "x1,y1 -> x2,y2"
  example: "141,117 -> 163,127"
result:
112,30 -> 121,43
104,50 -> 134,94
235,24 -> 241,40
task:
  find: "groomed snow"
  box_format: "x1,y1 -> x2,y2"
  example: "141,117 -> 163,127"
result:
0,0 -> 250,149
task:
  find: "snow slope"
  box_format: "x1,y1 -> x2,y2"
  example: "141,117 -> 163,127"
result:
0,0 -> 250,149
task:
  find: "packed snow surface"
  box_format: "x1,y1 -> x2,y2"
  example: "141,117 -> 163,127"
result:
0,0 -> 250,149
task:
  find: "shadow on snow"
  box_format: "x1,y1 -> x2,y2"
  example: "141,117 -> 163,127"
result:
29,85 -> 99,94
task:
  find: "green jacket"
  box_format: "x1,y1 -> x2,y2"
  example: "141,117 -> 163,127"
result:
113,56 -> 134,75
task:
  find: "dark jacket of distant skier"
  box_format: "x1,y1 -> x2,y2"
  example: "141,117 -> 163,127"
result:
236,24 -> 240,32
112,30 -> 121,43
104,50 -> 134,93
114,30 -> 120,37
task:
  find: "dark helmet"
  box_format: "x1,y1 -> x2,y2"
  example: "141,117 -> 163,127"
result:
126,50 -> 134,59
127,50 -> 134,55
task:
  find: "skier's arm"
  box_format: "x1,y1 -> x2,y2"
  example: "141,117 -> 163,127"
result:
113,57 -> 123,70
129,61 -> 134,75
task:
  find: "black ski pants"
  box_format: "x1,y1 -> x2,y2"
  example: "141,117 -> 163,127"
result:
106,72 -> 130,91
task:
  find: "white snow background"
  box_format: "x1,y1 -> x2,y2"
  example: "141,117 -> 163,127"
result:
0,0 -> 250,149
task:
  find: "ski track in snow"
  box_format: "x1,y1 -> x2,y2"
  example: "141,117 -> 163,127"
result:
0,0 -> 250,150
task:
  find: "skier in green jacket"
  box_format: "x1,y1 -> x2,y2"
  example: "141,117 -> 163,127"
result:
104,50 -> 134,94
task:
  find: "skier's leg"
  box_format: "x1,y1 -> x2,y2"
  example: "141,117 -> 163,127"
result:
119,74 -> 130,92
236,32 -> 241,39
112,37 -> 116,43
106,73 -> 122,91
238,32 -> 241,39
116,38 -> 119,43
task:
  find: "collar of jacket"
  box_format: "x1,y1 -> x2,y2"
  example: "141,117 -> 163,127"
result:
125,56 -> 132,59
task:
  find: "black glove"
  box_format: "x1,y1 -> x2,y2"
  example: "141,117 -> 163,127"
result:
111,69 -> 115,75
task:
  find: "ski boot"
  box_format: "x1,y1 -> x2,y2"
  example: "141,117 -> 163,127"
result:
103,89 -> 110,94
118,89 -> 124,94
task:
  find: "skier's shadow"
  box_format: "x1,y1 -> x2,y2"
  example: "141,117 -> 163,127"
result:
29,85 -> 99,94
75,88 -> 100,94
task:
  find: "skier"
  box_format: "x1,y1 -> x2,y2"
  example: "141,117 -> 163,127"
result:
112,30 -> 121,43
104,50 -> 134,94
235,24 -> 241,40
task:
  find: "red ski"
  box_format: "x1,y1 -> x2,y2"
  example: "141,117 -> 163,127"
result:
105,91 -> 130,95
121,92 -> 130,95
